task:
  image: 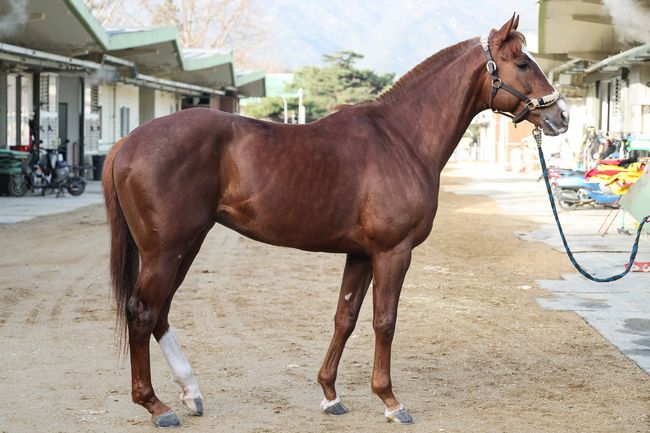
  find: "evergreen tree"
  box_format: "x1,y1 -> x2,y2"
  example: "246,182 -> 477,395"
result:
245,51 -> 394,122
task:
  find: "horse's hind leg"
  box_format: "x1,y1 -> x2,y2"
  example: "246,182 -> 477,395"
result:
318,254 -> 372,415
153,229 -> 211,417
127,251 -> 183,428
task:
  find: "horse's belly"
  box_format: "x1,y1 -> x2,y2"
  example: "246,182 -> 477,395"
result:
216,202 -> 364,254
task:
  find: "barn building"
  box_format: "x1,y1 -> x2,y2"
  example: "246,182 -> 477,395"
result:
0,0 -> 265,174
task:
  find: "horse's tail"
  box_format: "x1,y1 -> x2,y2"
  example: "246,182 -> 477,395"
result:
102,137 -> 139,354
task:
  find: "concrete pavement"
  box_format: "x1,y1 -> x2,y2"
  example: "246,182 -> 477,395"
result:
446,161 -> 650,373
0,181 -> 104,224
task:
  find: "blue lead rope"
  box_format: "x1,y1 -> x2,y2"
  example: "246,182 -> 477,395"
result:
534,127 -> 649,283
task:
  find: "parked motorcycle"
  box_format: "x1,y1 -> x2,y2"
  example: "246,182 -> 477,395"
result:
541,166 -> 585,183
552,174 -> 619,210
10,146 -> 86,197
552,156 -> 645,210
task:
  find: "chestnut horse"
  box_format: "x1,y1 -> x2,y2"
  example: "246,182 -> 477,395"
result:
103,15 -> 568,427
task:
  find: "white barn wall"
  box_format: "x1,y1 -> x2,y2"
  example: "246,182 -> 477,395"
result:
628,66 -> 650,134
98,83 -> 116,151
154,90 -> 178,119
116,83 -> 139,138
97,83 -> 140,152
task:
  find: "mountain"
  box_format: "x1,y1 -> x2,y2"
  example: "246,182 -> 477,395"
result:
252,0 -> 538,75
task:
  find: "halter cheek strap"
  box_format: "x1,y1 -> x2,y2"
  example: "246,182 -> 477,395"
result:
480,38 -> 561,124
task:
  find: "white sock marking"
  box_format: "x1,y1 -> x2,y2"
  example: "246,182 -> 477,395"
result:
159,327 -> 203,400
385,403 -> 405,418
320,396 -> 341,410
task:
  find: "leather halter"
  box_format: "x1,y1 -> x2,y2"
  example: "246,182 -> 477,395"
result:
480,38 -> 561,124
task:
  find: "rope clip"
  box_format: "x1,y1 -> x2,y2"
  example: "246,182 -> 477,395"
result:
533,127 -> 543,148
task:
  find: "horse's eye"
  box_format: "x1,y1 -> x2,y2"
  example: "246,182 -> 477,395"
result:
516,62 -> 530,71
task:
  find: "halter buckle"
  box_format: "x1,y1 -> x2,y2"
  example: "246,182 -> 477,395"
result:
486,61 -> 497,74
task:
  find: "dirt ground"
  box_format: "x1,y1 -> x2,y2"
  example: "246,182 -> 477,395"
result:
1,168 -> 649,433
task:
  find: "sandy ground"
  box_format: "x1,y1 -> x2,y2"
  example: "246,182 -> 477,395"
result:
0,168 -> 649,433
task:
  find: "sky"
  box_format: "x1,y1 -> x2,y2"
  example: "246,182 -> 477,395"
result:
252,0 -> 539,75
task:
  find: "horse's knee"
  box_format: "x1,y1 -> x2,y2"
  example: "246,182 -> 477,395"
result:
334,314 -> 357,338
371,375 -> 393,398
372,314 -> 396,338
126,297 -> 158,339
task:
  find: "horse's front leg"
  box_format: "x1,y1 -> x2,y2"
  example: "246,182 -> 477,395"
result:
371,248 -> 414,424
318,254 -> 372,415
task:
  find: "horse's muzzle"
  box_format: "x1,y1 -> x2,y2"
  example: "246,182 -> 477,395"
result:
541,100 -> 569,136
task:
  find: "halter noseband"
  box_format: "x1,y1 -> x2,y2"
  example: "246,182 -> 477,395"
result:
480,38 -> 561,124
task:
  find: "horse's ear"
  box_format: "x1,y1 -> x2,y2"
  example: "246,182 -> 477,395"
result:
491,13 -> 519,46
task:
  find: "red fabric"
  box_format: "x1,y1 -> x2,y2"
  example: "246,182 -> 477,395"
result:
585,168 -> 623,179
598,158 -> 623,166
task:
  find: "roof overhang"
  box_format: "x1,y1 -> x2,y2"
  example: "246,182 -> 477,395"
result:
0,42 -> 221,96
124,74 -> 225,96
537,0 -> 624,61
1,0 -> 238,90
535,0 -> 650,96
166,49 -> 235,88
102,28 -> 185,74
236,70 -> 266,97
584,43 -> 650,74
0,41 -> 111,73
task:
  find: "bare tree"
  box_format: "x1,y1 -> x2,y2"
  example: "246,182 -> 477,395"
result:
83,0 -> 127,27
84,0 -> 266,67
134,1 -> 265,65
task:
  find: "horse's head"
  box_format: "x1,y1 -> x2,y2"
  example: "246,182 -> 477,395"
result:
483,14 -> 569,136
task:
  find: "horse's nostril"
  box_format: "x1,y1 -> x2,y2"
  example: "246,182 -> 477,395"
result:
561,110 -> 570,123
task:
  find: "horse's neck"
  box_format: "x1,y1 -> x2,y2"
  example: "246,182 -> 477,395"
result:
380,41 -> 487,174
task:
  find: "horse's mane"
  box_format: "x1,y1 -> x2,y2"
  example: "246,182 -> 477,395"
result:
376,38 -> 478,104
375,30 -> 526,104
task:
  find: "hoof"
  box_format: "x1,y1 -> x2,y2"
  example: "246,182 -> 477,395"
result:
320,396 -> 349,415
153,410 -> 181,428
182,396 -> 204,416
325,401 -> 349,415
385,405 -> 414,424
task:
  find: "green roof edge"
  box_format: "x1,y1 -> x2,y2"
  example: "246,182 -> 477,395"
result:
107,27 -> 178,51
63,0 -> 111,49
63,0 -> 185,67
236,70 -> 266,87
183,51 -> 233,71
